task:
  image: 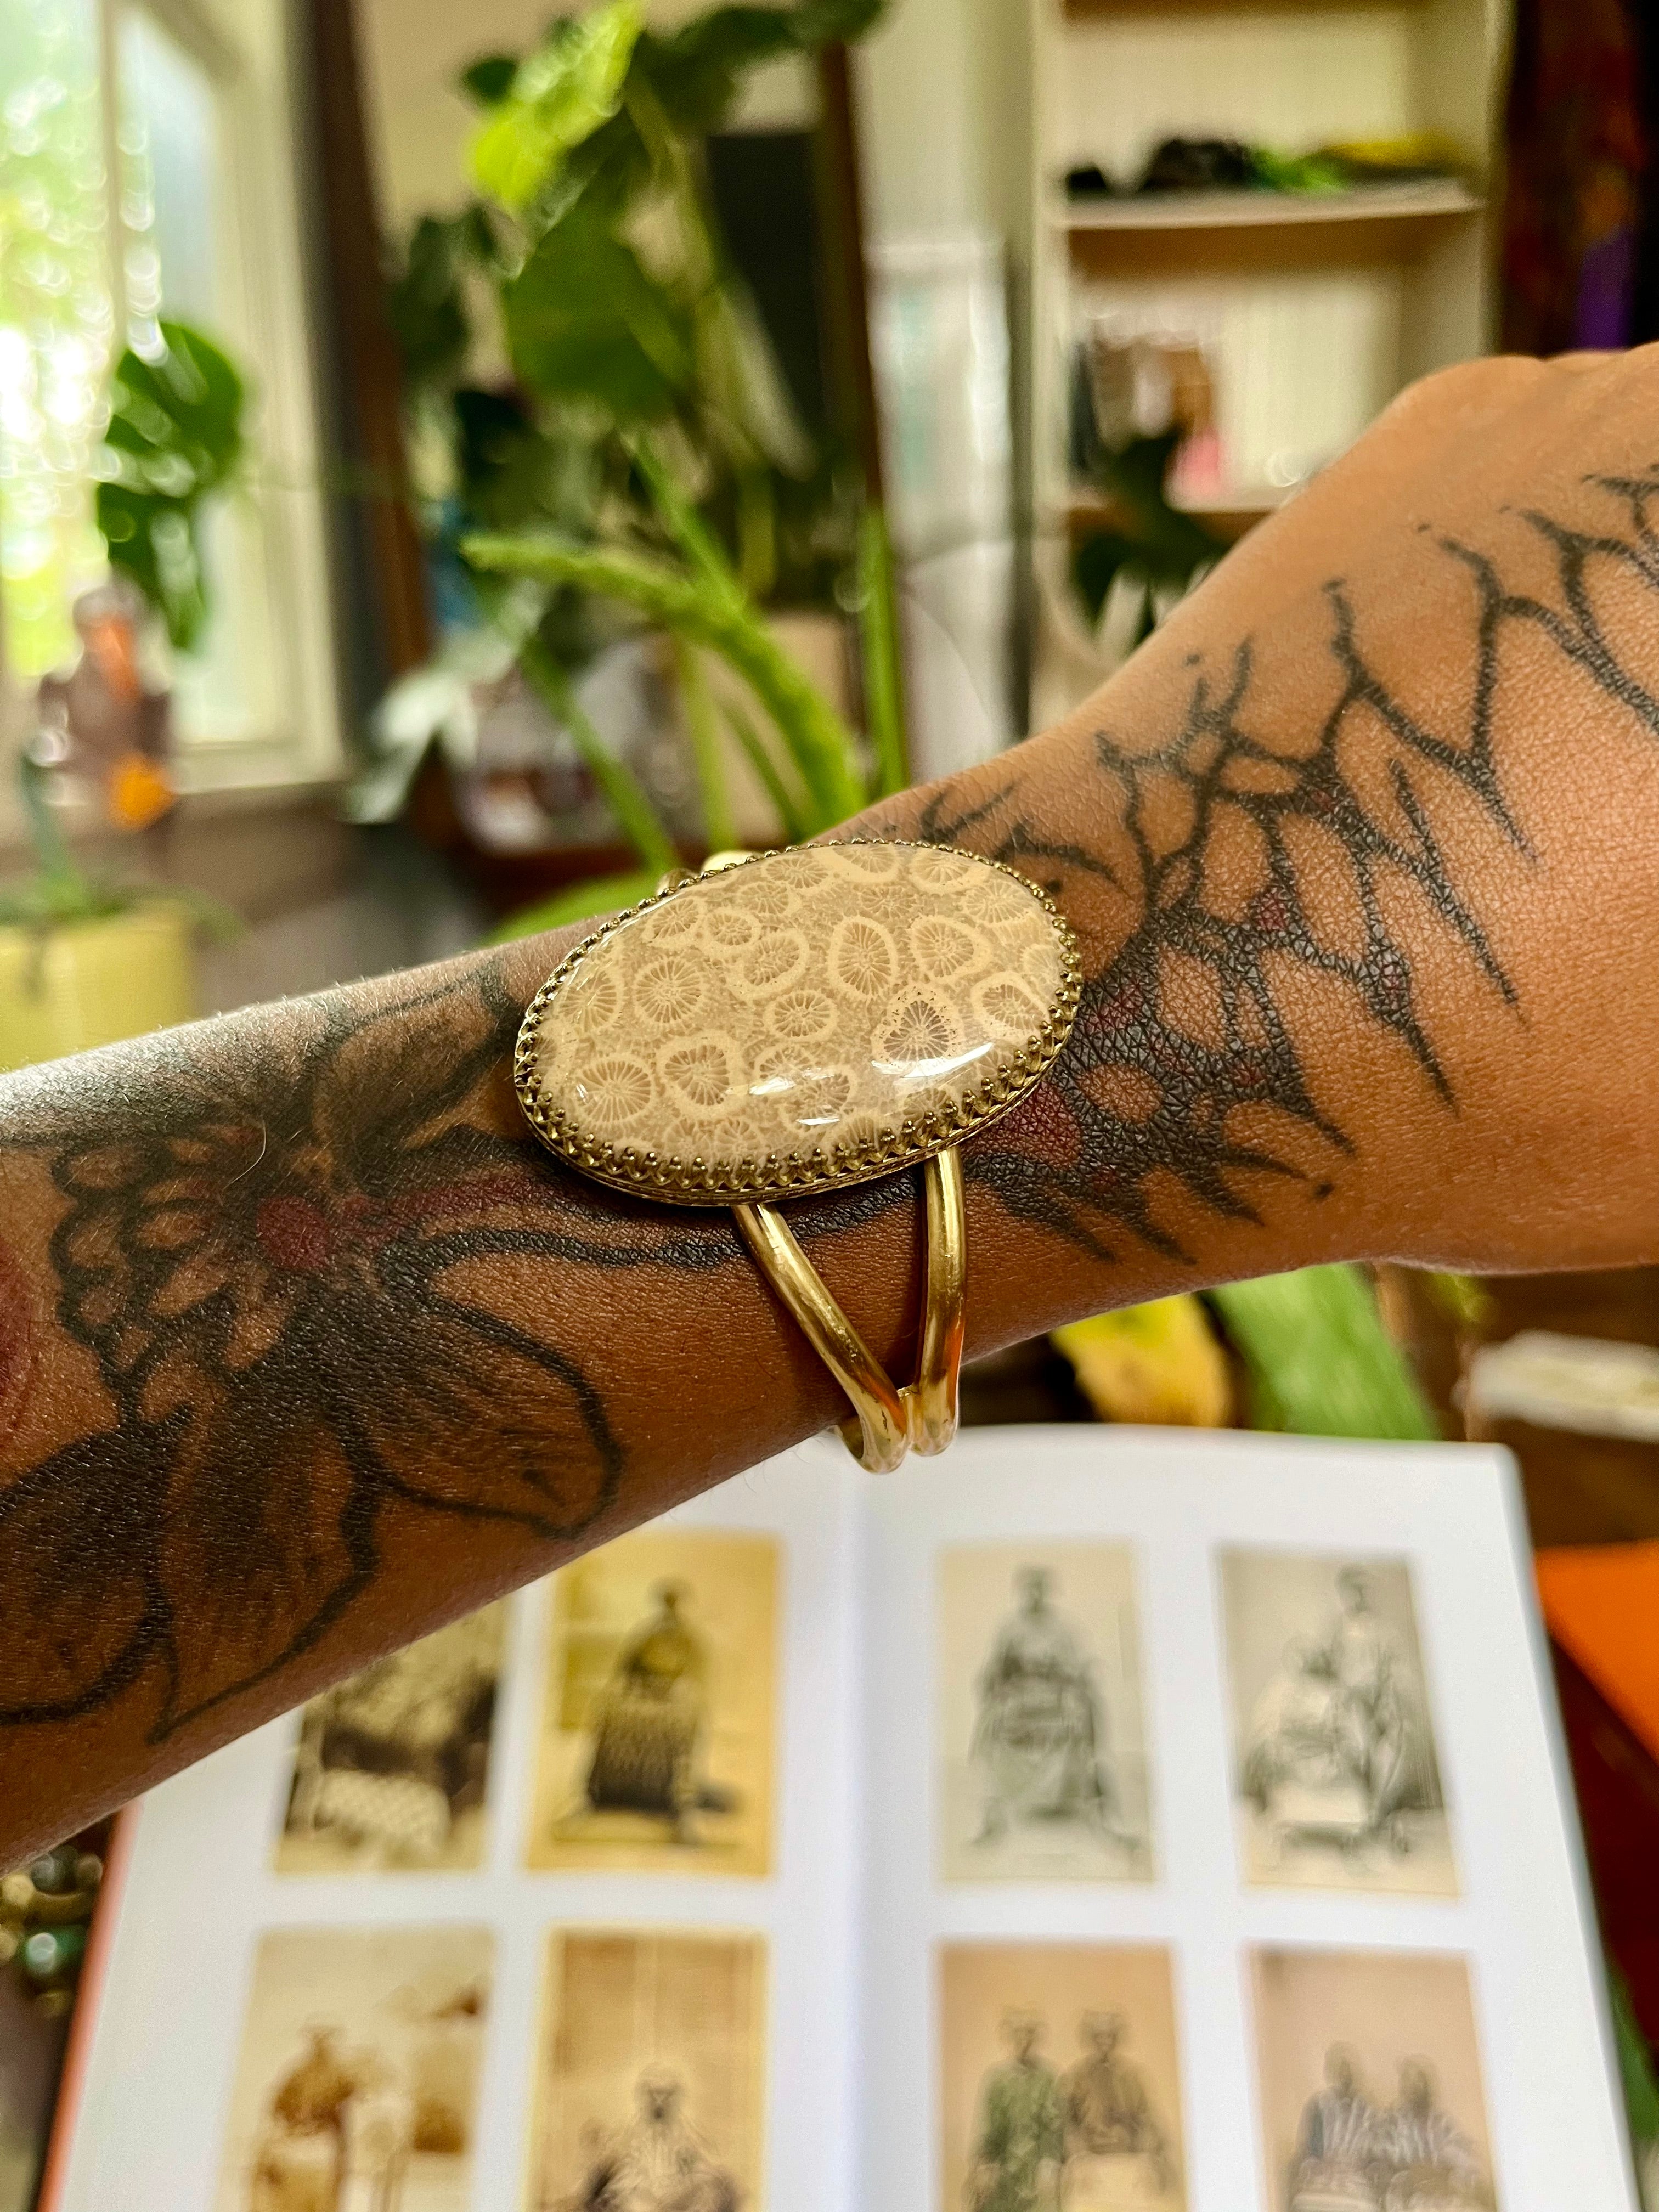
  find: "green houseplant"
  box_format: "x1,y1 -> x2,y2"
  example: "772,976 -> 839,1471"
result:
364,0 -> 900,931
0,749 -> 200,1074
0,320 -> 242,1072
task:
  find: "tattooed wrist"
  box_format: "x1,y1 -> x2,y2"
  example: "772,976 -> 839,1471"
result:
3,461 -> 1658,1781
893,472 -> 1659,1265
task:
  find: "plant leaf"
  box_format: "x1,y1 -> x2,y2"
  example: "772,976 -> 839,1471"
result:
634,0 -> 887,135
856,503 -> 909,794
796,0 -> 888,43
488,868 -> 662,943
98,321 -> 242,500
1207,1266 -> 1439,1441
460,53 -> 517,107
387,215 -> 477,390
465,527 -> 867,823
503,201 -> 693,420
632,12 -> 799,136
94,321 -> 244,651
471,2 -> 642,213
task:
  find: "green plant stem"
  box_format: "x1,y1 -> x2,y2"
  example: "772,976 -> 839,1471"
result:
630,435 -> 737,591
18,752 -> 81,895
672,636 -> 736,852
631,433 -> 858,822
857,503 -> 909,796
736,467 -> 777,602
471,531 -> 868,823
488,866 -> 661,941
518,637 -> 678,875
1206,1265 -> 1438,1442
623,72 -> 790,516
719,693 -> 809,843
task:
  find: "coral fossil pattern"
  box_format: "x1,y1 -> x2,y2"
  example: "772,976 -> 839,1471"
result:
521,844 -> 1074,1187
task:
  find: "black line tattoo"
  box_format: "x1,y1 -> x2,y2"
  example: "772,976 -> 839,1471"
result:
4,467 -> 1659,1745
0,962 -> 626,1739
918,472 -> 1659,1261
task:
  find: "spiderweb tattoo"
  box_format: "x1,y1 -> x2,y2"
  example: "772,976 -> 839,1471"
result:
4,467 -> 1659,1745
920,470 -> 1659,1260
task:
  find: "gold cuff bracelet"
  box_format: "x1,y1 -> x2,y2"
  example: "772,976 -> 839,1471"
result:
512,841 -> 1082,1472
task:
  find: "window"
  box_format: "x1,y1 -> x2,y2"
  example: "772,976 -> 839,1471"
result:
0,0 -> 343,791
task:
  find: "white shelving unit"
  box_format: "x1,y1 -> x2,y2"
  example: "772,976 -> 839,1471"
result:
1053,178 -> 1485,233
1028,0 -> 1513,723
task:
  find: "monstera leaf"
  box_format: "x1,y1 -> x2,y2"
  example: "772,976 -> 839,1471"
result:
460,53 -> 518,106
635,0 -> 886,133
450,387 -> 592,533
471,1 -> 642,213
95,321 -> 245,652
387,212 -> 491,392
504,200 -> 693,420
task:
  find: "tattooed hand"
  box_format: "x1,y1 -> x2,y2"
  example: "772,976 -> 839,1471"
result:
862,353 -> 1659,1278
9,348 -> 1659,1855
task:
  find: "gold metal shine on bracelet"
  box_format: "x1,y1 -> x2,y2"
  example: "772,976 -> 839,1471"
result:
512,841 -> 1081,1472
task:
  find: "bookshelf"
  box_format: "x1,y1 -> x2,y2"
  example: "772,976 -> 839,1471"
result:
1028,0 -> 1513,721
1054,179 -> 1484,233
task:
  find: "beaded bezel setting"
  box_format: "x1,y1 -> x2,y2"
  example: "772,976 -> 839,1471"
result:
512,841 -> 1082,1207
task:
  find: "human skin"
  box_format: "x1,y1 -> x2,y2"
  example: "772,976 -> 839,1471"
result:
5,350 -> 1659,1859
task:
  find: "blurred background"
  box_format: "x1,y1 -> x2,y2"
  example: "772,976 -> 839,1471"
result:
8,0 -> 1659,2198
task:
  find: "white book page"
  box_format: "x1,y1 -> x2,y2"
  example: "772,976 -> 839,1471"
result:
857,1426 -> 1634,2212
55,1448 -> 862,2212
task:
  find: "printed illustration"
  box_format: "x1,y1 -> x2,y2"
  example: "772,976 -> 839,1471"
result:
940,1942 -> 1186,2210
274,1602 -> 509,1874
527,1928 -> 767,2211
939,1546 -> 1153,1882
527,1530 -> 778,1877
1220,1552 -> 1456,1894
1251,1948 -> 1498,2211
213,1924 -> 491,2212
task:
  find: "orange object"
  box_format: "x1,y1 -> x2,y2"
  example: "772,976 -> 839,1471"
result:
106,749 -> 174,832
82,610 -> 143,703
1536,1541 -> 1659,1763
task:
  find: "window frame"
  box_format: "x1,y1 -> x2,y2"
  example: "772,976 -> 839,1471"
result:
1,0 -> 347,825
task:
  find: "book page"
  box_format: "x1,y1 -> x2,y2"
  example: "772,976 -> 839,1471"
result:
50,1448 -> 863,2212
857,1426 -> 1634,2212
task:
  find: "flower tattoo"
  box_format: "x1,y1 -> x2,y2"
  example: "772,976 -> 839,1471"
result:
0,962 -> 625,1741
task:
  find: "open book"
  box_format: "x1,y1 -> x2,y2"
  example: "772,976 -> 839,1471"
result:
43,1427 -> 1633,2211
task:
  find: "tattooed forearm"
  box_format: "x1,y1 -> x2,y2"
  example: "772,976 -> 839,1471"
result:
0,1237 -> 36,1453
8,369 -> 1659,1852
894,470 -> 1659,1264
0,960 -> 635,1742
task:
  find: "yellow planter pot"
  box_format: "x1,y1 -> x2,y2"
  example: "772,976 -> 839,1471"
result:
0,905 -> 199,1074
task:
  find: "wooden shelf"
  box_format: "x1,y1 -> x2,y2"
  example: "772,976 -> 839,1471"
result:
1028,0 -> 1508,724
1064,488 -> 1285,543
1063,0 -> 1432,18
1062,182 -> 1486,277
1054,180 -> 1483,233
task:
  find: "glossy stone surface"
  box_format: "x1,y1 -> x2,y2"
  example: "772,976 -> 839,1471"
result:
516,843 -> 1078,1201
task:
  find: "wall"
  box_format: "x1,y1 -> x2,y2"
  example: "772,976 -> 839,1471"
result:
357,0 -> 814,233
353,0 -> 1031,260
855,0 -> 1031,253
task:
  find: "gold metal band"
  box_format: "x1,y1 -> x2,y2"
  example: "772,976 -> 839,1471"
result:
732,1147 -> 968,1474
912,1146 -> 967,1455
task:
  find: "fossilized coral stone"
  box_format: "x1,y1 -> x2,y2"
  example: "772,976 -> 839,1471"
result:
515,842 -> 1080,1203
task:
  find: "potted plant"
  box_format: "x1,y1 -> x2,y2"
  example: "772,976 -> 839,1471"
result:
0,320 -> 243,1071
358,0 -> 901,932
0,748 -> 199,1073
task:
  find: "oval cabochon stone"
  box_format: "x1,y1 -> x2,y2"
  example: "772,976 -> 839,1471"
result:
515,842 -> 1080,1203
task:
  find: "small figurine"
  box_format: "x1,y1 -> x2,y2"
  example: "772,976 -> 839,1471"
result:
35,579 -> 174,833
